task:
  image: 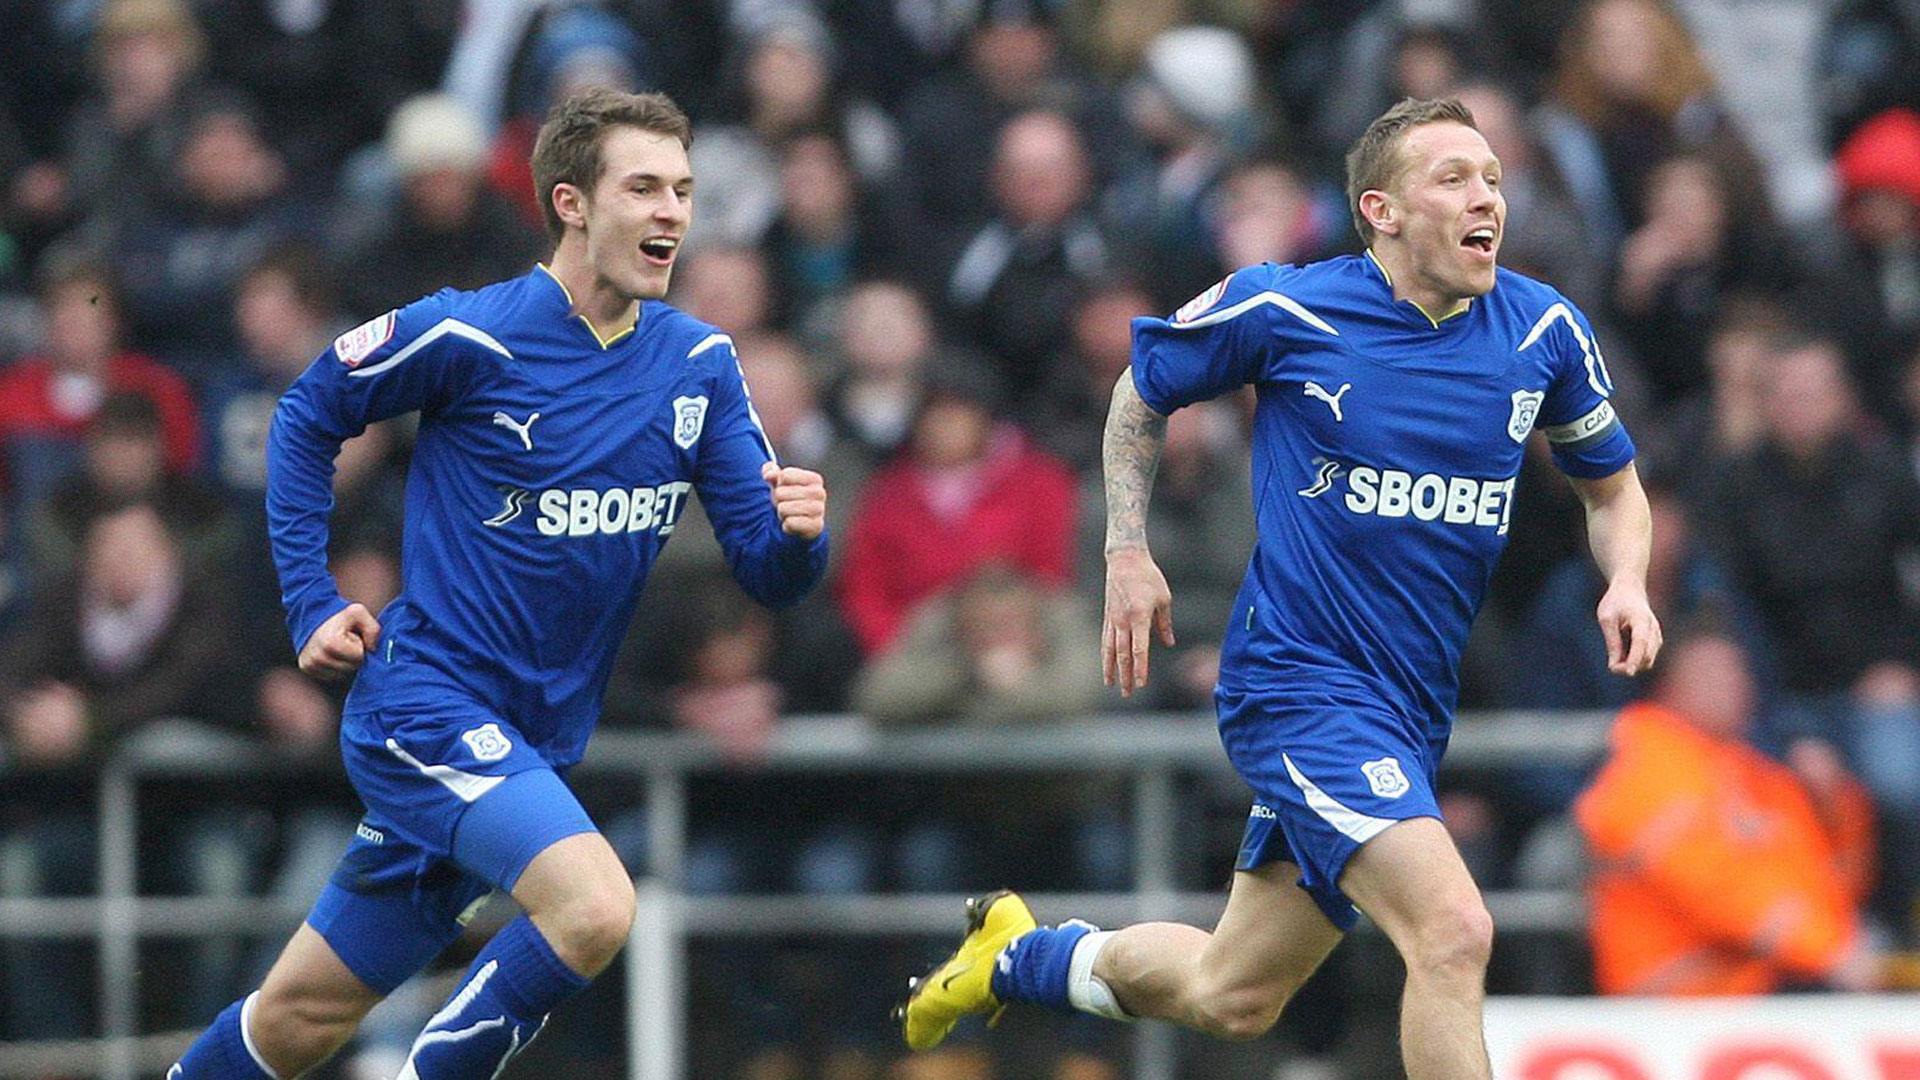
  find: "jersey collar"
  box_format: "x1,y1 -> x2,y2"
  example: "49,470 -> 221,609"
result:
535,263 -> 639,349
1364,248 -> 1473,330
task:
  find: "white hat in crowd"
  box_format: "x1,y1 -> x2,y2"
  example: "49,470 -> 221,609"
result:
1140,26 -> 1255,131
387,93 -> 488,178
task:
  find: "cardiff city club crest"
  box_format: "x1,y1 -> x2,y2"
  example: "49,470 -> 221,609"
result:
1507,389 -> 1544,443
672,395 -> 709,449
461,723 -> 513,762
1361,757 -> 1411,799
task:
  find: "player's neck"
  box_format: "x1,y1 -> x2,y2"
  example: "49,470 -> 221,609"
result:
1366,245 -> 1470,327
546,239 -> 641,337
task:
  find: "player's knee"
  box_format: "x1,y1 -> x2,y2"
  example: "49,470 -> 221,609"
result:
1404,896 -> 1494,980
1192,984 -> 1285,1041
550,875 -> 636,968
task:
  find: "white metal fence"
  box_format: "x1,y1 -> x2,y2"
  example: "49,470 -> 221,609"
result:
0,711 -> 1612,1080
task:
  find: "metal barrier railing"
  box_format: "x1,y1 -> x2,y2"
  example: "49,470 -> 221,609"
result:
0,711 -> 1612,1080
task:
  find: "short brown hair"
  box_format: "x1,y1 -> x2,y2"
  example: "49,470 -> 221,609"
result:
1344,97 -> 1479,244
242,241 -> 338,316
529,89 -> 693,243
36,246 -> 121,312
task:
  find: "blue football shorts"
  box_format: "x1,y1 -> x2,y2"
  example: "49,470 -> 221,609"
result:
1217,685 -> 1447,931
306,706 -> 599,994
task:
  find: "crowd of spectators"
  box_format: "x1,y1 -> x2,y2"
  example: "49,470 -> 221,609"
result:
3,0 -> 1920,1077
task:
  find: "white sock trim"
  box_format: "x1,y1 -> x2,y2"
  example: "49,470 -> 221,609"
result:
239,991 -> 284,1080
1065,929 -> 1133,1022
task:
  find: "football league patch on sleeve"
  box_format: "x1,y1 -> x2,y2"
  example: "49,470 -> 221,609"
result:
334,310 -> 398,368
1173,275 -> 1232,324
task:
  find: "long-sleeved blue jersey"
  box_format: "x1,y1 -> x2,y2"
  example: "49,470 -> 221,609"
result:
268,265 -> 827,766
1132,253 -> 1633,735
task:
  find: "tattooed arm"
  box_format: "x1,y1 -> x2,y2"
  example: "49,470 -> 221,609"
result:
1102,372 -> 1175,696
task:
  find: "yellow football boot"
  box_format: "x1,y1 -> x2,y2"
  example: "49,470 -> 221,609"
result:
895,890 -> 1037,1050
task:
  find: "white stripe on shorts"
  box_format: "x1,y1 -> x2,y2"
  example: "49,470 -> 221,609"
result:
1282,753 -> 1396,845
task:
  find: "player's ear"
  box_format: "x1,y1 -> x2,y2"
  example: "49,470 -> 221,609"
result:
552,182 -> 589,232
1360,189 -> 1397,237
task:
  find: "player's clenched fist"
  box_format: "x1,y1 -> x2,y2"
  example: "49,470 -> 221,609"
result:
298,602 -> 382,681
762,462 -> 827,540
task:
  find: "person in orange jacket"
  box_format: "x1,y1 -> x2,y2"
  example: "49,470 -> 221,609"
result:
1575,618 -> 1882,995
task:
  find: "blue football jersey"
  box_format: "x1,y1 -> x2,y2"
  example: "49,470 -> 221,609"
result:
1132,253 -> 1633,733
268,265 -> 827,766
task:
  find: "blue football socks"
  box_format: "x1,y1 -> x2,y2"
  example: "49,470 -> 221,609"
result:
170,992 -> 276,1079
989,920 -> 1095,1014
397,915 -> 589,1079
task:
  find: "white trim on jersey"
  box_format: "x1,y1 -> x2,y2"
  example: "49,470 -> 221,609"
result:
1174,291 -> 1341,337
384,739 -> 507,803
733,357 -> 778,464
1517,302 -> 1614,398
687,332 -> 778,463
1282,753 -> 1396,844
348,318 -> 514,379
687,332 -> 734,358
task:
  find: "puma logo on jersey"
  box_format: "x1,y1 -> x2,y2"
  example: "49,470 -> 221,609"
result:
1303,381 -> 1352,421
534,482 -> 692,537
492,410 -> 539,450
1338,466 -> 1517,534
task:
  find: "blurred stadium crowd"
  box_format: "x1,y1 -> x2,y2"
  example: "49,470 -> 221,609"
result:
1,0 -> 1919,1077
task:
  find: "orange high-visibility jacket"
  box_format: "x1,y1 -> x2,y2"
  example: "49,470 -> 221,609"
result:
1574,702 -> 1875,995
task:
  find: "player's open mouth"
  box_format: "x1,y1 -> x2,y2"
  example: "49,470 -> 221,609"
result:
639,236 -> 679,266
1461,227 -> 1496,258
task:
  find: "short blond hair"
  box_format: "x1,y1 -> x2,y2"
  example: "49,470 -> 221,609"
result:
530,89 -> 692,244
1344,97 -> 1479,244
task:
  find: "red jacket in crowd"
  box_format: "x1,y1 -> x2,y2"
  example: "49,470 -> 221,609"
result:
839,427 -> 1078,655
0,351 -> 202,478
